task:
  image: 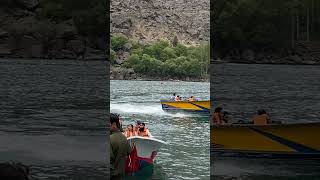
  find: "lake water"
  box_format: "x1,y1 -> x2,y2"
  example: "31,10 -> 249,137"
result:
0,59 -> 108,179
211,63 -> 320,179
110,80 -> 210,180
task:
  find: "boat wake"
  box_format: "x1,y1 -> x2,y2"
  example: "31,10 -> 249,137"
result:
110,103 -> 195,118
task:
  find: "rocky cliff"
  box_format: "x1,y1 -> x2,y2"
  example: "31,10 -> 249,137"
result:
0,0 -> 105,60
111,0 -> 210,45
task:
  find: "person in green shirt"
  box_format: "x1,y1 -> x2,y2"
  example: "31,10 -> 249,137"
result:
110,113 -> 132,179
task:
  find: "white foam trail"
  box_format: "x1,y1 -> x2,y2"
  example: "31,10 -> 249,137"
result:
110,103 -> 195,118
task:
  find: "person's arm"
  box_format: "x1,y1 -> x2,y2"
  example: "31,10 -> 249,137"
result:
146,129 -> 151,137
127,141 -> 132,155
266,114 -> 271,123
110,141 -> 115,172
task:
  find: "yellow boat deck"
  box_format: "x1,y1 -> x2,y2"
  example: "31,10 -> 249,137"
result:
161,100 -> 210,113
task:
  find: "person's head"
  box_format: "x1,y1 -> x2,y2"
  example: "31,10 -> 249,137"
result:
257,109 -> 266,115
127,124 -> 134,131
214,107 -> 223,113
0,162 -> 29,180
136,120 -> 142,127
173,93 -> 176,96
190,96 -> 193,98
110,113 -> 121,131
139,122 -> 146,131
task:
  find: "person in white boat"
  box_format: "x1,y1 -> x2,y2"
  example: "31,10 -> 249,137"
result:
134,120 -> 142,133
123,124 -> 136,138
137,122 -> 151,137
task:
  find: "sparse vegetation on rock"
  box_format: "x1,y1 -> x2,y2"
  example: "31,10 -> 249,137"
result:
110,34 -> 210,80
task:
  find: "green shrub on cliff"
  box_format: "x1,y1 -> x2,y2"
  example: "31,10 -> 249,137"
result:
111,35 -> 129,51
116,35 -> 209,79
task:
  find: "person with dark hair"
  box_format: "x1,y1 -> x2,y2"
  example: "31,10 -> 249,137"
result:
222,111 -> 230,123
253,109 -> 270,125
123,124 -> 136,138
110,113 -> 132,179
0,162 -> 29,180
187,96 -> 195,101
170,93 -> 176,101
175,95 -> 182,101
137,122 -> 151,137
212,107 -> 224,125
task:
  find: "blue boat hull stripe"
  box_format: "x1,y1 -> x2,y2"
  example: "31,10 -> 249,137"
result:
249,127 -> 319,153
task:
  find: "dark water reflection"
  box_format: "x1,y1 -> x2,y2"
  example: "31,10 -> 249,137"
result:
0,59 -> 108,179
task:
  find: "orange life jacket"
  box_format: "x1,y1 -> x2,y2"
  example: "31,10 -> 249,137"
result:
253,114 -> 270,125
137,128 -> 149,137
124,130 -> 135,138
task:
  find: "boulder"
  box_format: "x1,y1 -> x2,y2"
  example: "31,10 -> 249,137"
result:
115,50 -> 129,64
14,35 -> 43,57
66,39 -> 85,55
84,48 -> 106,60
0,44 -> 11,56
56,20 -> 77,39
60,49 -> 76,59
123,43 -> 132,51
30,44 -> 43,58
286,55 -> 303,63
242,49 -> 255,62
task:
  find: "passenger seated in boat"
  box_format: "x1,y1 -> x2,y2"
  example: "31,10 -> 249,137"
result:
187,96 -> 195,101
212,107 -> 225,125
170,93 -> 176,101
175,95 -> 182,101
124,124 -> 136,138
135,120 -> 142,132
253,109 -> 270,125
222,111 -> 230,123
137,123 -> 151,137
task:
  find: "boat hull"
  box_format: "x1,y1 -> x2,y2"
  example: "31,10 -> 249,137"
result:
211,122 -> 320,158
127,136 -> 166,163
125,136 -> 166,174
160,100 -> 210,114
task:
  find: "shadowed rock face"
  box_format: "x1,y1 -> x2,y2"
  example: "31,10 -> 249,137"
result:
0,1 -> 105,60
111,0 -> 210,45
18,0 -> 39,9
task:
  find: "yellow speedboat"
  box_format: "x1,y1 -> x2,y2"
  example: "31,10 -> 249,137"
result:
211,122 -> 320,158
160,100 -> 210,114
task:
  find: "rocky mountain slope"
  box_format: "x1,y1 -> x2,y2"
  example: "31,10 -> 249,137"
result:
111,0 -> 210,45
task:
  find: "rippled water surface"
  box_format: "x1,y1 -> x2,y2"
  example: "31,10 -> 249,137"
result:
211,63 -> 320,179
111,80 -> 210,180
0,59 -> 108,179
